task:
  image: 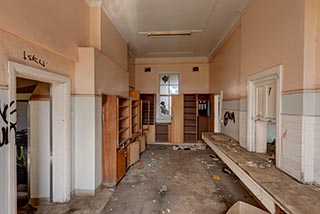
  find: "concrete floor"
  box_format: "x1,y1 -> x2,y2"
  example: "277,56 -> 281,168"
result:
102,145 -> 260,214
17,144 -> 261,214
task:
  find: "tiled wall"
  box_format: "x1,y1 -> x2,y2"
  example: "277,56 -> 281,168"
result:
314,117 -> 320,184
239,111 -> 247,149
280,115 -> 302,181
301,116 -> 315,183
221,100 -> 240,141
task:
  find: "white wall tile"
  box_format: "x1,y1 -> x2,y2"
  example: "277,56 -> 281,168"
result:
221,110 -> 239,141
239,111 -> 247,148
280,115 -> 302,181
314,117 -> 320,184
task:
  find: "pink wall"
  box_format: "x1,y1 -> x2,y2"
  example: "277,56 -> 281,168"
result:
241,0 -> 305,95
304,0 -> 320,90
135,61 -> 209,94
101,10 -> 128,71
0,0 -> 90,61
209,25 -> 241,100
0,29 -> 75,90
128,56 -> 136,87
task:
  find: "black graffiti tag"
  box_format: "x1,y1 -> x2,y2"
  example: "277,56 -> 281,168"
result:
0,101 -> 17,148
223,111 -> 235,126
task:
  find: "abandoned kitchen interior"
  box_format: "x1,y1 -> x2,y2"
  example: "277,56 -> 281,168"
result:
0,0 -> 320,213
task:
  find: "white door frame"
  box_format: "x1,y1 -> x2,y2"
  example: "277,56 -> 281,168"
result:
247,65 -> 282,168
214,91 -> 223,133
8,61 -> 71,213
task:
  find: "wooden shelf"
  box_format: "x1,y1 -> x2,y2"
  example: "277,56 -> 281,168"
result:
119,116 -> 129,121
119,138 -> 129,145
119,127 -> 129,133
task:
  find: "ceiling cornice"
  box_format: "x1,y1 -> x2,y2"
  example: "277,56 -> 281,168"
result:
135,57 -> 209,65
208,0 -> 249,60
84,0 -> 102,7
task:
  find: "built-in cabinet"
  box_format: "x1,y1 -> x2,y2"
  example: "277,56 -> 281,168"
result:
102,95 -> 142,187
171,94 -> 212,144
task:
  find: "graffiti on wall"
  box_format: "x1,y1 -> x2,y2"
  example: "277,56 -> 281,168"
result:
223,111 -> 235,126
23,51 -> 47,67
0,100 -> 17,148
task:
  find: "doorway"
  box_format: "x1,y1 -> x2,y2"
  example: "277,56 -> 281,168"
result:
5,62 -> 71,214
247,65 -> 282,167
214,91 -> 223,133
16,78 -> 51,213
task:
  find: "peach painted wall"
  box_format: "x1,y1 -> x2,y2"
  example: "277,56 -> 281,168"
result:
304,0 -> 320,90
75,48 -> 129,96
101,9 -> 128,71
94,49 -> 129,96
0,0 -> 90,62
209,25 -> 241,100
128,56 -> 136,87
135,62 -> 209,94
241,0 -> 305,95
0,28 -> 75,90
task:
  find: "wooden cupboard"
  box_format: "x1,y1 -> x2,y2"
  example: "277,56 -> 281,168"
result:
102,95 -> 141,187
171,93 -> 212,144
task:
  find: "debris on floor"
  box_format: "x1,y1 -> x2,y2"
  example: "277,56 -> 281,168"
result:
209,154 -> 220,161
159,185 -> 168,194
212,175 -> 221,181
222,167 -> 233,175
226,201 -> 269,214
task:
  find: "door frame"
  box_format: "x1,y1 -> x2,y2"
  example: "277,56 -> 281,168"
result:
8,61 -> 71,213
214,91 -> 223,133
247,65 -> 282,168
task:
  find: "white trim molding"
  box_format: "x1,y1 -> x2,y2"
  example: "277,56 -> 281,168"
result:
135,57 -> 209,65
247,65 -> 282,168
7,61 -> 72,214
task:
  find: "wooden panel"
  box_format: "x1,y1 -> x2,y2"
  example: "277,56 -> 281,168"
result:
145,125 -> 155,143
184,94 -> 197,143
128,140 -> 140,166
129,90 -> 140,99
139,135 -> 146,153
102,95 -> 118,186
156,124 -> 168,142
116,149 -> 127,182
171,94 -> 184,144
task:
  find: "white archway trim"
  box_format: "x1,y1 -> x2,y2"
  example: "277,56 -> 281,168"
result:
247,65 -> 282,168
8,61 -> 71,213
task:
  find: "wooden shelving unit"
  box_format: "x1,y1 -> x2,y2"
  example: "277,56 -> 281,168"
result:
131,99 -> 141,138
183,94 -> 197,143
103,95 -> 131,187
140,94 -> 155,126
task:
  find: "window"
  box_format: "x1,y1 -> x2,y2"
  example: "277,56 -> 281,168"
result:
158,73 -> 179,122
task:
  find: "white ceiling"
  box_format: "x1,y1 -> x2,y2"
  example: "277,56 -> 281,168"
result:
96,0 -> 248,59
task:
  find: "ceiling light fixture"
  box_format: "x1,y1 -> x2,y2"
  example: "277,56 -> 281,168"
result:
138,30 -> 203,37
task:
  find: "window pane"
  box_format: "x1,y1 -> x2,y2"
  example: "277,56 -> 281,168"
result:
160,74 -> 170,85
160,86 -> 169,95
169,86 -> 179,94
169,74 -> 179,85
159,96 -> 170,116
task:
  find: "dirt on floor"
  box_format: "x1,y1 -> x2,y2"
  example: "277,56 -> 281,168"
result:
103,144 -> 260,214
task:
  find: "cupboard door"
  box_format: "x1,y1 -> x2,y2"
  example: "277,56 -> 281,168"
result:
171,94 -> 184,144
116,149 -> 127,182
